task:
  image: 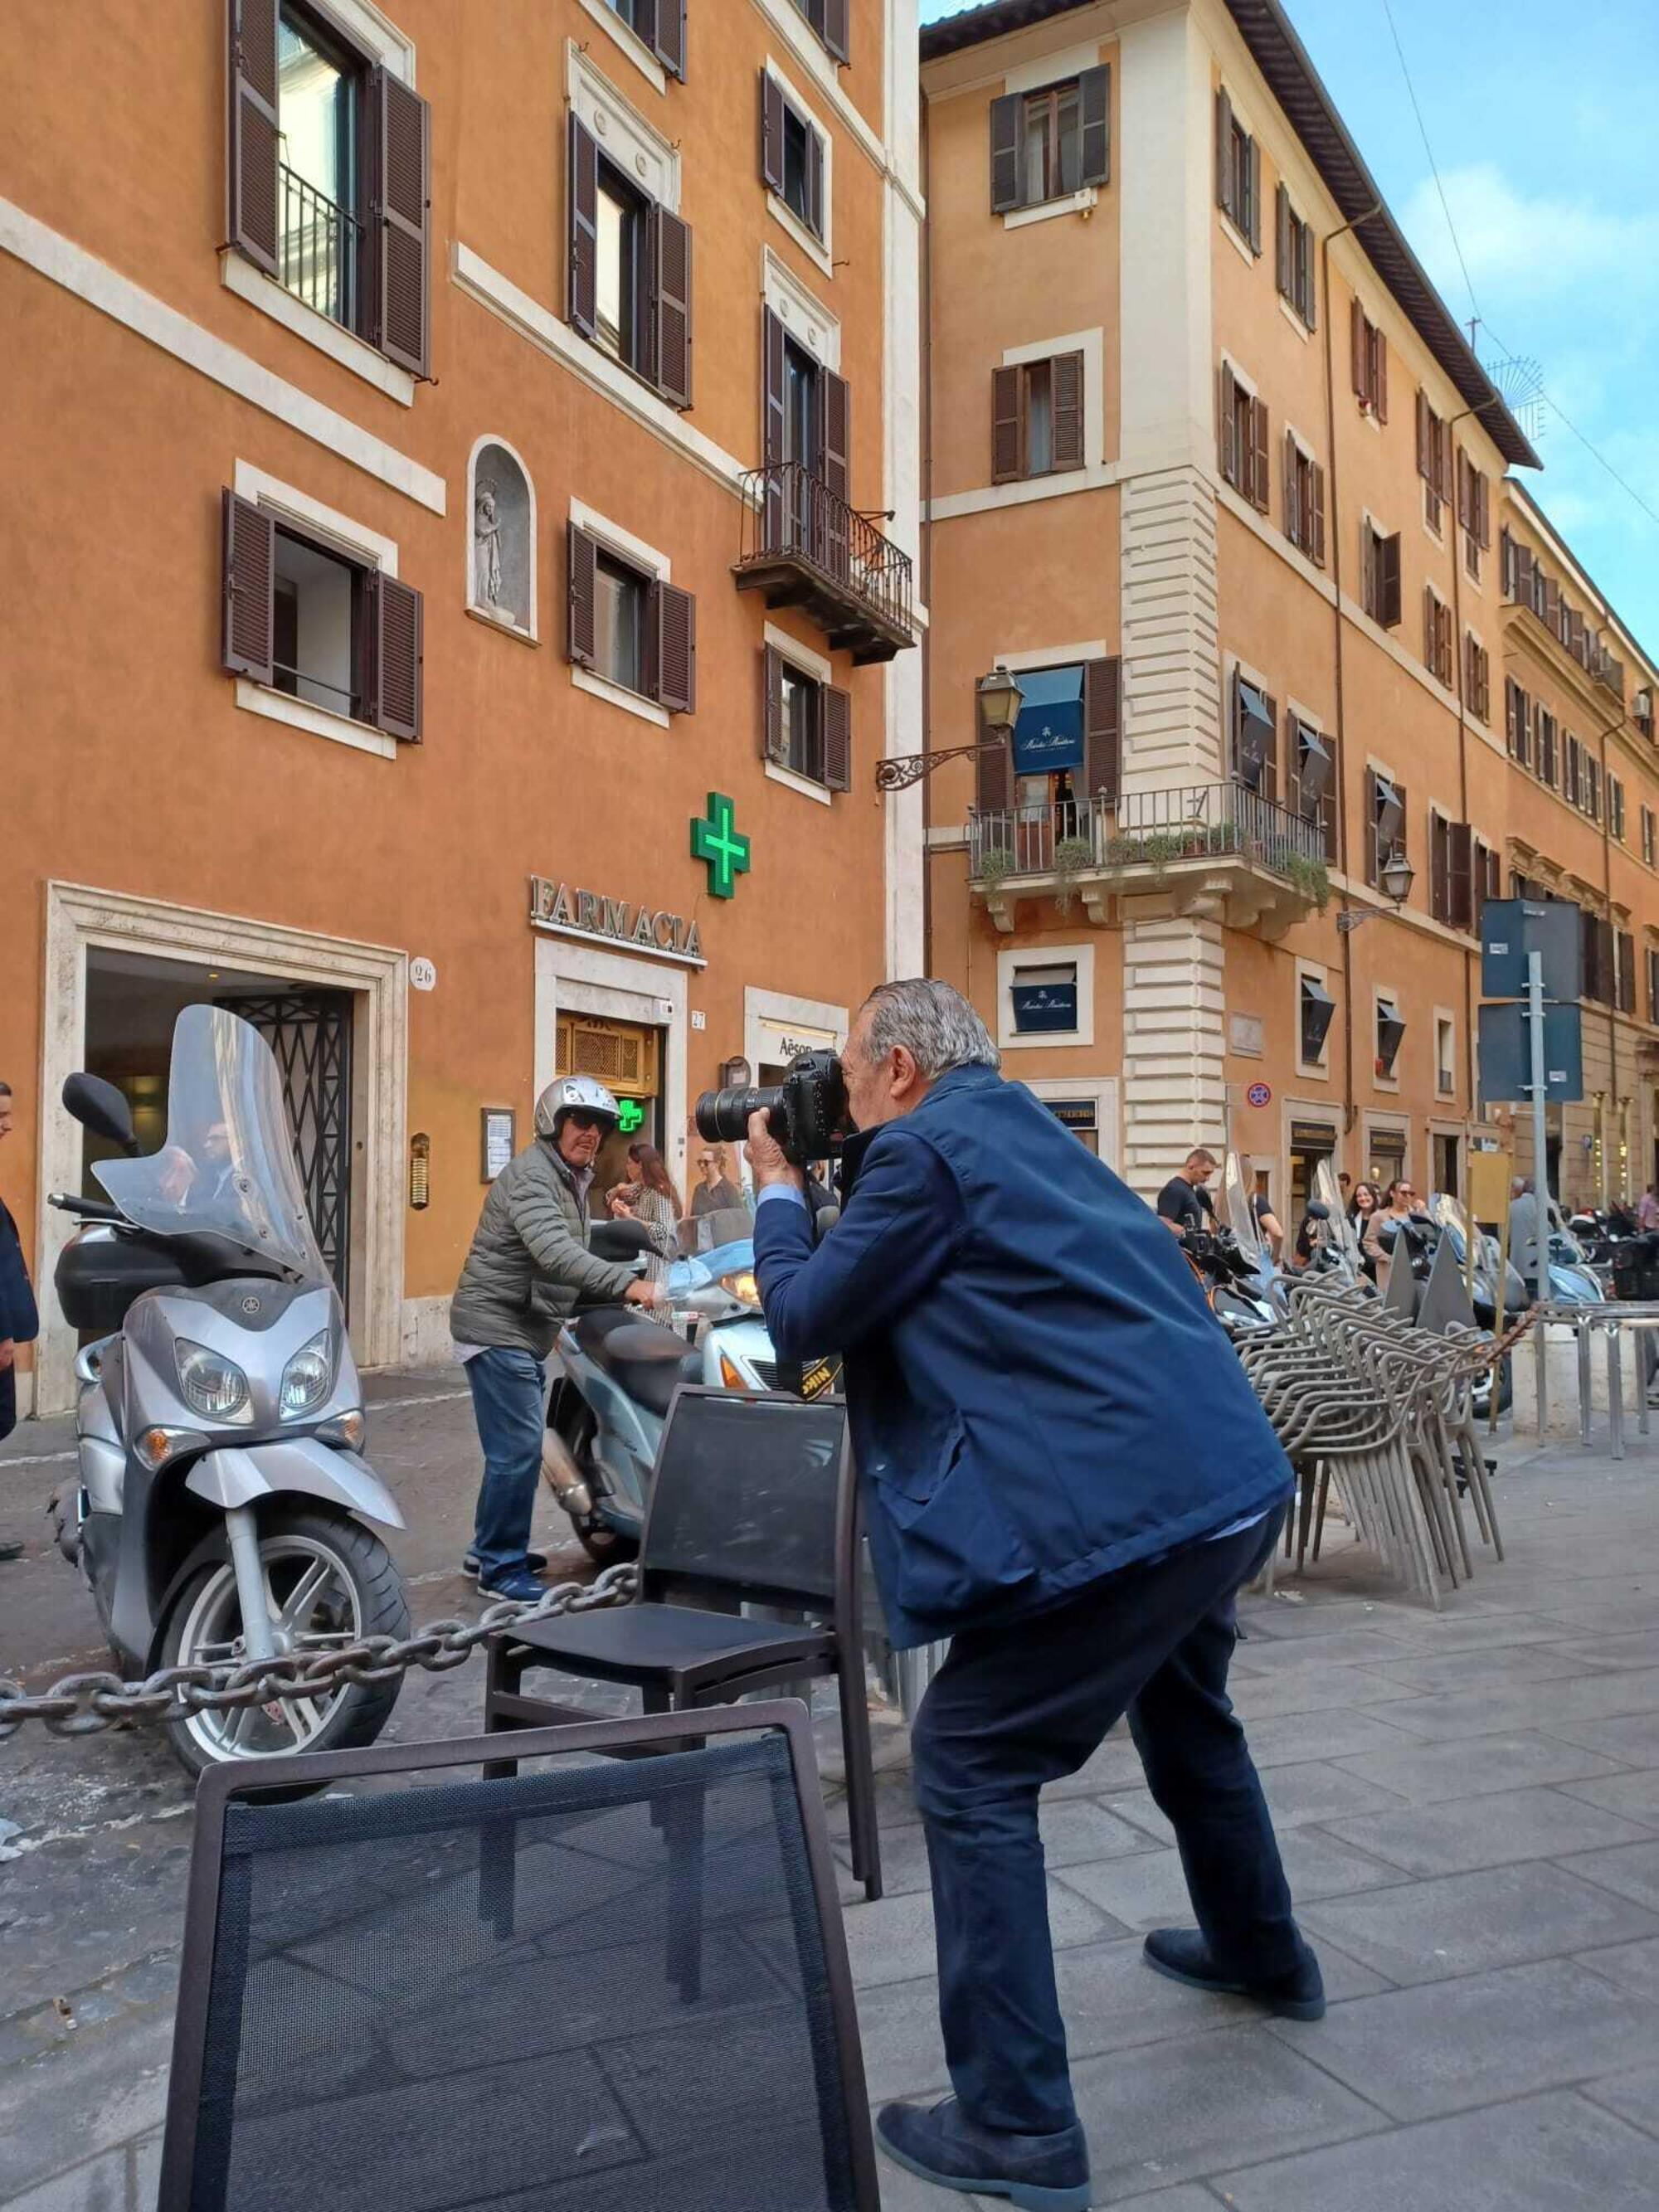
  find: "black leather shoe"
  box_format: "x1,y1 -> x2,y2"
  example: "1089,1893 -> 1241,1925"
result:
876,2097 -> 1092,2210
463,1549 -> 547,1578
1142,1927 -> 1326,2020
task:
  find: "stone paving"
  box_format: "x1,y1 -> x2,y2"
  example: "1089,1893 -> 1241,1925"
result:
3,1422 -> 1659,2208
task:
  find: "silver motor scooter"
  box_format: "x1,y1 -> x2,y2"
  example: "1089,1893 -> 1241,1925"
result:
48,1005 -> 409,1777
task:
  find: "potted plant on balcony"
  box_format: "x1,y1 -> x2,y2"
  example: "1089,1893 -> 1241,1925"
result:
1051,834 -> 1097,915
976,847 -> 1016,893
1284,853 -> 1331,910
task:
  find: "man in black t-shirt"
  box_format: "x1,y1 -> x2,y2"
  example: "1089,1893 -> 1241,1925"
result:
1156,1149 -> 1219,1235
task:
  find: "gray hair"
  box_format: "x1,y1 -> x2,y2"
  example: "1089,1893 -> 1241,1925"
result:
859,979 -> 1000,1078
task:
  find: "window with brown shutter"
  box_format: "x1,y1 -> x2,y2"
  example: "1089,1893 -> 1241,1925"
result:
1082,657 -> 1121,802
636,0 -> 687,78
568,117 -> 600,340
368,571 -> 422,741
1564,733 -> 1582,806
991,353 -> 1086,481
567,521 -> 596,667
1506,678 -> 1532,767
761,70 -> 826,241
1350,301 -> 1387,419
221,489 -> 277,685
1424,588 -> 1452,688
571,116 -> 693,408
1275,184 -> 1316,325
1417,392 -> 1449,530
1366,769 -> 1404,887
1643,805 -> 1656,868
1447,820 -> 1474,933
1290,721 -> 1337,859
1430,809 -> 1451,923
648,205 -> 693,408
568,523 -> 695,715
1233,674 -> 1277,801
370,68 -> 431,377
1215,90 -> 1260,250
1283,437 -> 1326,564
227,0 -> 280,277
1363,521 -> 1401,629
1463,634 -> 1490,722
821,683 -> 852,790
652,581 -> 696,714
993,66 -> 1110,212
1537,707 -> 1558,787
1610,775 -> 1627,843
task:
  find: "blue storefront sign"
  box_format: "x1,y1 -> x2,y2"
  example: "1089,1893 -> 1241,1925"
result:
1011,981 -> 1078,1033
1011,664 -> 1084,776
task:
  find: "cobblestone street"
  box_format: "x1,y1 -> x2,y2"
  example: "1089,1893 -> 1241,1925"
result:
5,1400 -> 1659,2210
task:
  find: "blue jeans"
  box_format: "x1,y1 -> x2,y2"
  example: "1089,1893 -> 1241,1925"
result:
465,1346 -> 547,1581
910,1509 -> 1299,2135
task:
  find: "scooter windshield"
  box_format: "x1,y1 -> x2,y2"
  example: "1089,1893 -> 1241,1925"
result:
93,1005 -> 328,1280
1222,1152 -> 1266,1269
1312,1157 -> 1363,1276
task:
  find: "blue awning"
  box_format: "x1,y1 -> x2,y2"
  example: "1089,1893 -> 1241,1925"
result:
1012,664 -> 1084,775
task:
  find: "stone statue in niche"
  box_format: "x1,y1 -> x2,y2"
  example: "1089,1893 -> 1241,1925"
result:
474,479 -> 504,610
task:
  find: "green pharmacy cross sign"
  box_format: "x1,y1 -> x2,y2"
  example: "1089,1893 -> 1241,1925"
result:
690,791 -> 751,900
615,1098 -> 645,1135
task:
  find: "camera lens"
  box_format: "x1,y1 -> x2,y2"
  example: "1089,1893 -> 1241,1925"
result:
694,1084 -> 783,1143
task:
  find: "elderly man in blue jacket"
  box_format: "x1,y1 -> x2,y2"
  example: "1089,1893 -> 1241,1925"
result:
751,980 -> 1318,2212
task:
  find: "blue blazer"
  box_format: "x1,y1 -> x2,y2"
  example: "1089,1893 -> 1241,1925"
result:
0,1195 -> 38,1346
754,1063 -> 1291,1649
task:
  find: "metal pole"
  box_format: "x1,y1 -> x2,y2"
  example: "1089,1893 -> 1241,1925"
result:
1527,950 -> 1550,1309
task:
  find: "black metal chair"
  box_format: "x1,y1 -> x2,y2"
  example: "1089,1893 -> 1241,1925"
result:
485,1387 -> 882,1901
156,1704 -> 881,2212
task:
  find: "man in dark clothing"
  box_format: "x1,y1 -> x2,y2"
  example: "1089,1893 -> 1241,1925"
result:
1155,1147 -> 1219,1235
0,1082 -> 40,1557
752,983 -> 1317,2212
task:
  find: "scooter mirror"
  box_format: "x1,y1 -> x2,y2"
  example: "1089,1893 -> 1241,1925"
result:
1306,1201 -> 1331,1222
590,1218 -> 655,1260
61,1072 -> 139,1155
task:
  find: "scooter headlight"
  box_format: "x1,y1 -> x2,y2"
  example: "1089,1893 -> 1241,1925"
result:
718,1268 -> 761,1308
173,1339 -> 253,1424
280,1329 -> 336,1419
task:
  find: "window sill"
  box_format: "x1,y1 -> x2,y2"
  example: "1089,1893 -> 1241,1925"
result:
220,250 -> 416,406
577,0 -> 668,93
572,663 -> 670,728
766,192 -> 834,280
1004,1029 -> 1085,1053
1277,295 -> 1313,343
466,602 -> 538,645
765,759 -> 833,806
1297,1061 -> 1331,1083
1004,186 -> 1098,231
235,678 -> 397,759
1219,213 -> 1257,266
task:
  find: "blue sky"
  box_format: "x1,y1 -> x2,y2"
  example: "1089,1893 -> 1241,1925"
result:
919,0 -> 1659,657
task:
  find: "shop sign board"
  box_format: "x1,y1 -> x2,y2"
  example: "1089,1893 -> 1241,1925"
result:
528,876 -> 705,965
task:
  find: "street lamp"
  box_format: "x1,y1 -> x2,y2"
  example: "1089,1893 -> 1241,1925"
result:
1335,845 -> 1414,931
873,665 -> 1026,791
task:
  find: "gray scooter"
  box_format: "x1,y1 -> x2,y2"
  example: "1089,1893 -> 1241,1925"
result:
48,1006 -> 409,1777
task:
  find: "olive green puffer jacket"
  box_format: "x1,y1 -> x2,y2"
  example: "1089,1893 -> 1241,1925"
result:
449,1139 -> 639,1359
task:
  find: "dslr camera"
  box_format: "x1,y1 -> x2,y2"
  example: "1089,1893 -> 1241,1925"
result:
696,1048 -> 848,1168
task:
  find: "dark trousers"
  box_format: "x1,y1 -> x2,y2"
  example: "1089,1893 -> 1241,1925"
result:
464,1345 -> 548,1580
0,1363 -> 14,1443
910,1509 -> 1299,2135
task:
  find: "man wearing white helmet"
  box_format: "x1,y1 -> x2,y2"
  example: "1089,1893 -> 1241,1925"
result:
450,1076 -> 662,1600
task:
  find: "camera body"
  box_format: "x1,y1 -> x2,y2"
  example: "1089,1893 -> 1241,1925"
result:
695,1048 -> 849,1167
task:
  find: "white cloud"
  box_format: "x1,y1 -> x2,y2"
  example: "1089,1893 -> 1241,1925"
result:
1400,163 -> 1659,303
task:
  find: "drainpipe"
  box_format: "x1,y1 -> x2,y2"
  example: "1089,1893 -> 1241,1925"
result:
1321,208 -> 1381,1139
1593,677 -> 1629,1205
919,88 -> 936,976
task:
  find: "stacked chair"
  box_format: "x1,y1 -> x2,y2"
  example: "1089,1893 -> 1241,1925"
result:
1237,1274 -> 1510,1608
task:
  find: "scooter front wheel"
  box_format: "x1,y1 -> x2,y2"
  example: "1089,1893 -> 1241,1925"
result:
158,1509 -> 409,1781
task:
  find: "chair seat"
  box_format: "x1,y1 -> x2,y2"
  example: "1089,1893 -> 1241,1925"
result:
501,1601 -> 834,1687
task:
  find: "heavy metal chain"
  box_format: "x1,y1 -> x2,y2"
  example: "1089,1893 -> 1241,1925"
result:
0,1561 -> 638,1741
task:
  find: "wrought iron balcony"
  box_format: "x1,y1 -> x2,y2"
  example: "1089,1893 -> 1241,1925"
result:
734,463 -> 915,664
966,783 -> 1331,936
279,162 -> 362,331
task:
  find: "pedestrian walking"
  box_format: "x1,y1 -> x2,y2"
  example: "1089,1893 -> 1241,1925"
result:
1638,1184 -> 1659,1233
689,1145 -> 747,1218
0,1081 -> 39,1558
607,1142 -> 681,1316
450,1077 -> 663,1600
751,980 -> 1315,2212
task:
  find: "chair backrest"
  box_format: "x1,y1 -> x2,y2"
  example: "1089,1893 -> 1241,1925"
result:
640,1386 -> 849,1610
158,1704 -> 878,2212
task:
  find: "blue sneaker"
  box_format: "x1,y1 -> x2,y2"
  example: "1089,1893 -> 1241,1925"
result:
477,1568 -> 547,1606
876,2098 -> 1091,2211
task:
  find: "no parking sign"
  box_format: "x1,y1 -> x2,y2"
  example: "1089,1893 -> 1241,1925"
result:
1245,1082 -> 1272,1109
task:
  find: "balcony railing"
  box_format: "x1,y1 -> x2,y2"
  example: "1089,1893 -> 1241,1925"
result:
279,162 -> 362,332
968,782 -> 1329,890
735,462 -> 915,664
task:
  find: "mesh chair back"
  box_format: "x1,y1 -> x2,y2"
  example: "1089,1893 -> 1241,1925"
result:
163,1715 -> 872,2212
641,1388 -> 847,1607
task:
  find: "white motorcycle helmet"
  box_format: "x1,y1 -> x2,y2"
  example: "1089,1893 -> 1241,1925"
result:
534,1074 -> 621,1139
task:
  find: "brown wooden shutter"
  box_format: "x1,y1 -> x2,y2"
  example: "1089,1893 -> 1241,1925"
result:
1379,532 -> 1402,629
990,94 -> 1022,213
992,364 -> 1023,483
822,684 -> 852,791
1360,519 -> 1374,619
1430,811 -> 1449,921
1276,182 -> 1291,299
819,367 -> 849,579
1215,89 -> 1233,218
761,644 -> 786,761
368,572 -> 422,741
1447,820 -> 1473,932
221,489 -> 275,684
1248,397 -> 1270,512
1284,430 -> 1300,546
1457,451 -> 1470,532
1219,362 -> 1237,485
761,70 -> 786,196
226,0 -> 280,278
653,0 -> 686,78
1321,732 -> 1340,860
1310,461 -> 1326,566
368,69 -> 431,378
649,205 -> 693,408
1619,931 -> 1637,1014
1350,297 -> 1367,401
1260,690 -> 1279,804
567,522 -> 596,666
1364,767 -> 1379,884
568,118 -> 599,339
820,0 -> 849,65
1082,656 -> 1121,803
1415,389 -> 1430,482
1078,66 -> 1110,186
1248,138 -> 1262,253
976,725 -> 1013,813
805,124 -> 825,238
1052,351 -> 1084,470
1475,472 -> 1489,548
1374,328 -> 1389,422
653,581 -> 696,714
1424,586 -> 1437,672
